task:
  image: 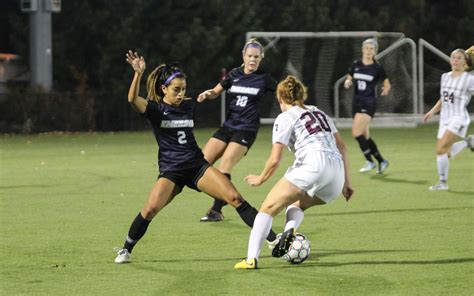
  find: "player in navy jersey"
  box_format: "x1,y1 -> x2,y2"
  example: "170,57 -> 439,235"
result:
114,51 -> 278,264
344,38 -> 391,174
197,39 -> 277,222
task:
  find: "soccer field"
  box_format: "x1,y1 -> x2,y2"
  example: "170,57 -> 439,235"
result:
1,125 -> 473,295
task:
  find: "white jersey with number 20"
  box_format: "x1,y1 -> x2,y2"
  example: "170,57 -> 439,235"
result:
273,105 -> 344,203
273,105 -> 340,158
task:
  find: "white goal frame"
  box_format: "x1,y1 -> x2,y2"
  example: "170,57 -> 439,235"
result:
221,31 -> 410,126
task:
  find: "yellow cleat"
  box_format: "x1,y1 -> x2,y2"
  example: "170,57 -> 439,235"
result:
234,258 -> 258,269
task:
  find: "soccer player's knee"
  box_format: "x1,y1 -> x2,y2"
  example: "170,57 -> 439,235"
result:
142,205 -> 160,220
225,191 -> 244,207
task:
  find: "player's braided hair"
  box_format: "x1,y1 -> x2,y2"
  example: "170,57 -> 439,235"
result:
277,75 -> 308,107
146,63 -> 186,102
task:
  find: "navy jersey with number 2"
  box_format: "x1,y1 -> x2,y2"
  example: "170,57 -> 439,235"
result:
143,99 -> 206,172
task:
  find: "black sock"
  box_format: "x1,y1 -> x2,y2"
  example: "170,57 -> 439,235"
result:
236,201 -> 277,241
123,212 -> 151,253
355,135 -> 373,162
211,173 -> 230,212
367,138 -> 384,163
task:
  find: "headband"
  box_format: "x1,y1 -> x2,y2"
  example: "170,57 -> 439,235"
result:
163,71 -> 183,86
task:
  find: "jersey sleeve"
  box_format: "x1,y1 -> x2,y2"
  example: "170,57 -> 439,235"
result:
143,100 -> 162,123
220,68 -> 239,90
348,61 -> 356,76
328,116 -> 338,134
468,73 -> 474,95
272,113 -> 293,145
378,64 -> 387,81
264,74 -> 277,93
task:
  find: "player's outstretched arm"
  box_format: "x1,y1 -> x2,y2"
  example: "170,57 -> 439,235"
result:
335,132 -> 354,201
344,75 -> 353,89
126,50 -> 147,114
245,143 -> 285,186
197,84 -> 225,102
422,99 -> 441,123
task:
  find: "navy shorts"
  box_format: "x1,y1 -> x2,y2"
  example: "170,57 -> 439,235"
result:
352,100 -> 376,118
212,125 -> 257,149
158,163 -> 211,192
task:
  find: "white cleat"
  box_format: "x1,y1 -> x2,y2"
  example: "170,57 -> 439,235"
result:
359,161 -> 376,173
377,160 -> 389,174
114,248 -> 131,264
429,183 -> 449,191
267,233 -> 281,251
465,135 -> 474,151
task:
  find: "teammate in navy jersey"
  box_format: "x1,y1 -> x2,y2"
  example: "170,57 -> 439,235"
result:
197,39 -> 277,222
344,38 -> 391,174
114,51 -> 277,264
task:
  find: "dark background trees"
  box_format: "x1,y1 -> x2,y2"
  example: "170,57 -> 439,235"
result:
1,0 -> 472,132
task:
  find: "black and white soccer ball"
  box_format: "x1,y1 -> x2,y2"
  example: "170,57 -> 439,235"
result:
283,233 -> 311,264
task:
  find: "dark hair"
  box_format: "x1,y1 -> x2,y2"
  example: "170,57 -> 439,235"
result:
146,63 -> 186,102
277,75 -> 307,107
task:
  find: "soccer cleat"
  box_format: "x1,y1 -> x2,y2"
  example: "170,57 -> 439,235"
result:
429,182 -> 449,191
272,228 -> 295,258
234,258 -> 258,269
377,160 -> 389,174
267,234 -> 281,251
465,135 -> 474,151
199,209 -> 224,222
114,248 -> 131,264
359,161 -> 376,173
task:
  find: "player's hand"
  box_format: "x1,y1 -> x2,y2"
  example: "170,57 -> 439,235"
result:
245,174 -> 263,186
344,79 -> 352,89
197,90 -> 212,103
126,50 -> 146,74
342,184 -> 354,201
381,87 -> 389,96
422,112 -> 432,124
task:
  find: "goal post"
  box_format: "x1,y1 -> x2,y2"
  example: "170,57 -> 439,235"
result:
236,31 -> 421,127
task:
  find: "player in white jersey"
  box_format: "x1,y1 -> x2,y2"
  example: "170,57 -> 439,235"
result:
235,75 -> 354,269
422,48 -> 474,191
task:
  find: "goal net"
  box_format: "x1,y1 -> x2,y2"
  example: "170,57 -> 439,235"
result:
238,32 -> 418,127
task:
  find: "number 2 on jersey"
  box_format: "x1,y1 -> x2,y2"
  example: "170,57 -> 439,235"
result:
300,111 -> 331,134
177,131 -> 187,144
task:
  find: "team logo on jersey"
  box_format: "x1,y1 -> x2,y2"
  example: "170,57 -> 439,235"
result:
353,73 -> 374,81
161,120 -> 194,128
229,85 -> 259,95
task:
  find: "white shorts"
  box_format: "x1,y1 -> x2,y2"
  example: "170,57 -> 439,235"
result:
437,118 -> 470,139
284,151 -> 345,204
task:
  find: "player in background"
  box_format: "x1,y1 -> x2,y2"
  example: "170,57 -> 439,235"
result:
344,38 -> 391,174
234,75 -> 354,269
422,48 -> 474,191
114,51 -> 277,264
197,38 -> 277,222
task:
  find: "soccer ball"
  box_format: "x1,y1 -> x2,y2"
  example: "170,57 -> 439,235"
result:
283,233 -> 311,264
